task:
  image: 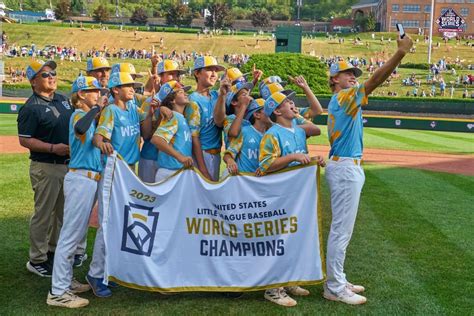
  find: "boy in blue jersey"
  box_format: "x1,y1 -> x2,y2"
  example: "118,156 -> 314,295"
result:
223,98 -> 269,176
185,56 -> 228,181
138,59 -> 185,183
85,72 -> 153,298
151,81 -> 194,181
258,91 -> 325,307
323,35 -> 413,305
222,81 -> 254,147
47,76 -> 108,309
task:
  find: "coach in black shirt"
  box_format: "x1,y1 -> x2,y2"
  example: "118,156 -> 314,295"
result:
17,59 -> 73,277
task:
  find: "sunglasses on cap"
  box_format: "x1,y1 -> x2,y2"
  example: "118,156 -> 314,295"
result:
40,70 -> 57,78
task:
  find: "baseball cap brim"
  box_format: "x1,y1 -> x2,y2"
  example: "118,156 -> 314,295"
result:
160,69 -> 187,76
133,72 -> 145,78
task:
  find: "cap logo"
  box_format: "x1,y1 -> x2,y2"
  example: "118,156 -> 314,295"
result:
195,58 -> 204,68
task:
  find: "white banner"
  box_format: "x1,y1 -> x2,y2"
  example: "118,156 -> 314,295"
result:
101,154 -> 324,292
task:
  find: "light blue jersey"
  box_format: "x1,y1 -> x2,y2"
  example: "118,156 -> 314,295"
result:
96,101 -> 146,165
259,123 -> 307,173
226,125 -> 263,173
327,83 -> 368,159
187,90 -> 222,150
155,112 -> 192,170
223,114 -> 251,148
68,110 -> 103,172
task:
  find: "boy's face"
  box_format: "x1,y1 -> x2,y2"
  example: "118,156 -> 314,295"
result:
275,99 -> 296,120
333,70 -> 357,90
160,71 -> 180,84
174,89 -> 189,105
254,109 -> 272,127
195,67 -> 219,87
113,84 -> 135,102
78,89 -> 100,108
232,89 -> 252,108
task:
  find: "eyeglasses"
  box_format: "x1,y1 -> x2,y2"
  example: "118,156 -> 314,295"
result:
40,70 -> 57,78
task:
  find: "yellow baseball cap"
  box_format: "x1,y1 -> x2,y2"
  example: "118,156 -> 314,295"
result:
111,63 -> 144,78
154,80 -> 191,102
264,91 -> 296,117
193,56 -> 225,72
26,59 -> 57,81
329,60 -> 362,77
223,67 -> 250,84
86,57 -> 111,72
108,72 -> 143,89
157,60 -> 186,75
72,76 -> 108,94
259,82 -> 293,100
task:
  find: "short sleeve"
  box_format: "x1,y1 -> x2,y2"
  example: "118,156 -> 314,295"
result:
336,83 -> 368,117
223,115 -> 235,137
95,106 -> 114,141
224,132 -> 243,159
184,101 -> 201,137
259,133 -> 281,173
293,113 -> 311,126
154,116 -> 178,144
298,107 -> 313,119
17,106 -> 38,138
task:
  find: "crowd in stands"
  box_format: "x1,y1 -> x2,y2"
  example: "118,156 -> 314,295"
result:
2,29 -> 473,97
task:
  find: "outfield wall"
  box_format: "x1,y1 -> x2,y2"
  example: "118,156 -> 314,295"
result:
1,97 -> 473,133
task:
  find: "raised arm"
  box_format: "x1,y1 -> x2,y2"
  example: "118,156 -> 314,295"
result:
364,35 -> 413,96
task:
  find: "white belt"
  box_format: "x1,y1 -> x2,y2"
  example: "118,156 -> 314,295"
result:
329,156 -> 363,166
69,168 -> 101,181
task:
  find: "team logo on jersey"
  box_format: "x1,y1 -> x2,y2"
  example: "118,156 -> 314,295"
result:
249,138 -> 256,143
121,202 -> 160,256
284,141 -> 291,148
62,101 -> 71,110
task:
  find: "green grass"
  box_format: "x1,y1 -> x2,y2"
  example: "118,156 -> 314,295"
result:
1,153 -> 473,314
308,125 -> 474,155
3,24 -> 474,98
0,114 -> 18,136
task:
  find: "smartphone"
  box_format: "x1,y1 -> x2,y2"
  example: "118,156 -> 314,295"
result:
396,23 -> 405,39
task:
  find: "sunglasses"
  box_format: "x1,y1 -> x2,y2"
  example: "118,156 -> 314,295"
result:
40,70 -> 57,78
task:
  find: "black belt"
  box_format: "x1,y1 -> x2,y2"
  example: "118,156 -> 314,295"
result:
32,159 -> 70,165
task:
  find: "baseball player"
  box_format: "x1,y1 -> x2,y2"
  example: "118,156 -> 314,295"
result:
47,76 -> 108,308
150,81 -> 193,182
71,56 -> 112,268
184,56 -> 227,181
223,98 -> 269,176
138,59 -> 185,183
323,35 -> 413,305
258,90 -> 325,306
86,71 -> 153,297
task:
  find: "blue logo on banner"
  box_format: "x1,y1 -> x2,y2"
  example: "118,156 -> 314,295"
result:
121,202 -> 160,256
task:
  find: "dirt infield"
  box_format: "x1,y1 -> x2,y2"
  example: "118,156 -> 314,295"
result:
1,136 -> 473,176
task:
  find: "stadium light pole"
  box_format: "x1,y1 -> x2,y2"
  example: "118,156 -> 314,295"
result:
428,0 -> 435,64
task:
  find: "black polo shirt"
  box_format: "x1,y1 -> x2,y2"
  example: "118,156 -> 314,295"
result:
17,92 -> 74,164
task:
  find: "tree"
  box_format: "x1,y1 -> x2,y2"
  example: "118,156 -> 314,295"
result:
250,8 -> 271,28
165,4 -> 193,28
93,5 -> 110,23
54,0 -> 71,20
204,3 -> 234,29
70,0 -> 83,15
130,7 -> 148,25
366,12 -> 376,31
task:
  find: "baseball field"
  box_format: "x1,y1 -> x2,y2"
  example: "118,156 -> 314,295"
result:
1,112 -> 473,314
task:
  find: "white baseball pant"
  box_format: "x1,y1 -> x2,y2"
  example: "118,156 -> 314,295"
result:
51,171 -> 98,295
325,158 -> 365,294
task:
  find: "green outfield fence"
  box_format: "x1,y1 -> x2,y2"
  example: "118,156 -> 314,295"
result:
1,97 -> 473,133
